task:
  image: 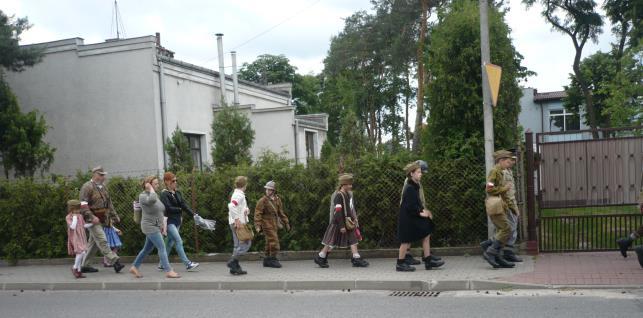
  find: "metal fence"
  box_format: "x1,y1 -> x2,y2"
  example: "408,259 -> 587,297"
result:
529,127 -> 643,252
1,158 -> 498,258
78,159 -> 492,255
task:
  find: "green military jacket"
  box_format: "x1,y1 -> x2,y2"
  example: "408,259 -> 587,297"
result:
486,164 -> 512,213
502,169 -> 519,213
79,180 -> 118,224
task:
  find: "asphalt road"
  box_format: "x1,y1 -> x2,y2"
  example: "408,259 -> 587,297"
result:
0,289 -> 641,318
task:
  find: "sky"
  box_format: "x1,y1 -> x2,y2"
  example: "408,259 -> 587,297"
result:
3,0 -> 616,92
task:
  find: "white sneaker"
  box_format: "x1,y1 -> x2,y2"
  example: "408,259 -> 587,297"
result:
186,262 -> 200,271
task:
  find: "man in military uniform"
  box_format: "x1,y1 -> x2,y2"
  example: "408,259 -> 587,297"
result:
616,172 -> 643,268
500,151 -> 522,262
255,181 -> 291,268
79,166 -> 124,273
481,150 -> 517,268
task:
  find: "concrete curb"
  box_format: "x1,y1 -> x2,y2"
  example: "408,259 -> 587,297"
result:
3,279 -> 639,292
1,247 -> 486,267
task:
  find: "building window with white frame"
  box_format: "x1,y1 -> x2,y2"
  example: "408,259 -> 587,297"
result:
305,131 -> 317,160
549,109 -> 580,132
183,133 -> 203,170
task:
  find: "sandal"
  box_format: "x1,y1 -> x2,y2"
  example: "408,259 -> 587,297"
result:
165,271 -> 181,279
129,266 -> 143,278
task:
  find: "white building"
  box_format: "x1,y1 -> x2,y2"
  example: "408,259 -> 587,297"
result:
519,88 -> 589,142
5,34 -> 327,176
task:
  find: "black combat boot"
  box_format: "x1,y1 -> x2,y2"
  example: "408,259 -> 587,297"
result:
503,246 -> 523,262
635,246 -> 643,268
404,253 -> 421,265
314,254 -> 329,268
113,260 -> 125,273
264,256 -> 282,268
480,240 -> 492,254
616,237 -> 634,258
230,259 -> 247,275
483,240 -> 501,268
495,255 -> 515,268
396,259 -> 416,272
351,257 -> 369,267
422,255 -> 444,270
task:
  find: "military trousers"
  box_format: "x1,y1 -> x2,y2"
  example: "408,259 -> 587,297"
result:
82,223 -> 119,267
489,211 -> 512,245
262,223 -> 281,257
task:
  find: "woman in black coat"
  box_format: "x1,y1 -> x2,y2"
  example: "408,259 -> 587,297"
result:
396,162 -> 444,272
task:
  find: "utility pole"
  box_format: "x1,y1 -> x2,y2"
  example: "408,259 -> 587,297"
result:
480,0 -> 495,238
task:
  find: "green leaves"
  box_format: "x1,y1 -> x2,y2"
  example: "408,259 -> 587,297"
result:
0,10 -> 43,73
210,106 -> 255,167
238,54 -> 297,85
0,81 -> 55,178
424,0 -> 526,161
164,125 -> 194,173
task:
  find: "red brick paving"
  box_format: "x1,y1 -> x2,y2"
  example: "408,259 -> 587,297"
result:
500,252 -> 643,286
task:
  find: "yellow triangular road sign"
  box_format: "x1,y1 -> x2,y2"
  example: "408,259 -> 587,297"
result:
485,63 -> 502,107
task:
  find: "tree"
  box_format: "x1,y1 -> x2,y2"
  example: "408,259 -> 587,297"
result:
210,106 -> 255,167
523,0 -> 603,136
563,1 -> 642,130
164,125 -> 194,173
0,11 -> 52,178
0,81 -> 55,178
238,54 -> 297,85
0,10 -> 42,74
423,0 -> 531,161
292,73 -> 321,115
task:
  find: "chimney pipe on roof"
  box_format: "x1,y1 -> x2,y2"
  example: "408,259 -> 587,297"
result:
231,51 -> 240,106
155,32 -> 161,46
215,33 -> 226,106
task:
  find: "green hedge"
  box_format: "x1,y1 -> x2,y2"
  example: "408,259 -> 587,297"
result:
0,153 -> 488,263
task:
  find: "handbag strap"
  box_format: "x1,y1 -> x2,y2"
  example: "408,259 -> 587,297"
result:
338,191 -> 350,219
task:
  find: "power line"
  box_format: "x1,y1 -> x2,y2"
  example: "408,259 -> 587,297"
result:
205,0 -> 323,64
230,0 -> 323,51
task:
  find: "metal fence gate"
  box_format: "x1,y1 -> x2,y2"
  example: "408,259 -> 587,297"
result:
531,127 -> 643,252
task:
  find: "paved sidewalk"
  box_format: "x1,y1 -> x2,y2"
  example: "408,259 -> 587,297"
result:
1,253 -> 641,291
502,252 -> 643,286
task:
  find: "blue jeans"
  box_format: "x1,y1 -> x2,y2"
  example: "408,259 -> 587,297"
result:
133,232 -> 171,272
230,224 -> 252,259
507,211 -> 518,246
161,224 -> 190,266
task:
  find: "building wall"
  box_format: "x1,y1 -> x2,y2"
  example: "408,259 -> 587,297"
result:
519,88 -> 543,134
5,36 -> 325,177
5,37 -> 161,177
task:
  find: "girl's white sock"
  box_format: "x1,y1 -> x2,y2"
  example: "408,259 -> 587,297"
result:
74,252 -> 85,269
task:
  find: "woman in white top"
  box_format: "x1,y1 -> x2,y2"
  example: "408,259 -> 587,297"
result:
227,176 -> 251,275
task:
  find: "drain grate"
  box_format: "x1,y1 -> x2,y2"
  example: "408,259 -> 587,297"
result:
389,291 -> 440,297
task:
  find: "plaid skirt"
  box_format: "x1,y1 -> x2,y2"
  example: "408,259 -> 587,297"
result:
321,223 -> 358,248
103,226 -> 122,249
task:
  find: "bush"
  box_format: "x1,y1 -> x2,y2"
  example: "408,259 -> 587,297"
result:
0,154 -> 489,262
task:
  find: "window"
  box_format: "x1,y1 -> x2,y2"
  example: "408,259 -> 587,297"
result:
549,109 -> 580,132
305,131 -> 317,160
183,134 -> 203,170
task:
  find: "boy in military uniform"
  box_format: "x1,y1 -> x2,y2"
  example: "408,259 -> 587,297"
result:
255,181 -> 291,268
482,150 -> 517,268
